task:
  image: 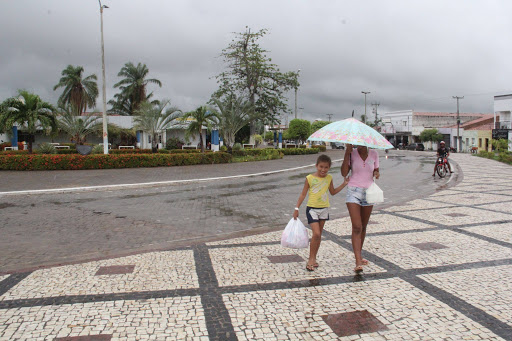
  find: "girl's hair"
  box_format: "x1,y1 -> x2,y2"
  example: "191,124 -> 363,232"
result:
316,154 -> 331,166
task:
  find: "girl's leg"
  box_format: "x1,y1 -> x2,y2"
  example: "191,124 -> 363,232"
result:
313,220 -> 326,267
307,221 -> 323,270
347,203 -> 363,269
360,205 -> 373,265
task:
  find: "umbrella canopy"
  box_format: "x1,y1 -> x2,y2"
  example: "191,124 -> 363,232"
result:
308,118 -> 394,149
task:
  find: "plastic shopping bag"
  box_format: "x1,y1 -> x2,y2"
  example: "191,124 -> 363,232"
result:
366,182 -> 384,204
281,218 -> 309,249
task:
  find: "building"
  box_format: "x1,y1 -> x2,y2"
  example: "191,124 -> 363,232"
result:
493,94 -> 512,151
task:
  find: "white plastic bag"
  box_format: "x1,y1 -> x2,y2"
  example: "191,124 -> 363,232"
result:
281,218 -> 309,249
366,182 -> 384,204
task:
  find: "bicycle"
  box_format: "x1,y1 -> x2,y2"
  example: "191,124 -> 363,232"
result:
435,156 -> 449,178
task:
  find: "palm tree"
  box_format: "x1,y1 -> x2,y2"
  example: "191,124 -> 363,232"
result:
113,62 -> 162,115
213,94 -> 255,148
182,106 -> 219,152
57,105 -> 101,145
0,90 -> 57,153
53,65 -> 98,115
133,100 -> 181,152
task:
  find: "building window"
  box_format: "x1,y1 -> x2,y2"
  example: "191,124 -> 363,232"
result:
472,138 -> 475,146
479,138 -> 482,147
148,135 -> 151,144
403,121 -> 407,126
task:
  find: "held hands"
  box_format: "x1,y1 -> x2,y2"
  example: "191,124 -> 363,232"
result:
343,176 -> 350,185
293,209 -> 299,220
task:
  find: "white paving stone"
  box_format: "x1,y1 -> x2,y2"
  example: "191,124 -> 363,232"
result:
0,275 -> 8,282
364,229 -> 512,269
0,296 -> 207,340
223,278 -> 505,340
419,265 -> 512,326
398,206 -> 512,226
209,241 -> 386,287
0,250 -> 198,300
433,192 -> 512,206
325,213 -> 436,234
463,223 -> 512,243
383,198 -> 458,212
207,230 -> 284,246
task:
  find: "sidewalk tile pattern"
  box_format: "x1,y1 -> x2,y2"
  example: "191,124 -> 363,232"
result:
1,153 -> 512,340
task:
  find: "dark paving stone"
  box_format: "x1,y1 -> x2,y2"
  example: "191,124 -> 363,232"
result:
445,213 -> 468,217
321,310 -> 388,337
411,242 -> 448,251
55,335 -> 112,341
95,265 -> 135,276
267,255 -> 304,263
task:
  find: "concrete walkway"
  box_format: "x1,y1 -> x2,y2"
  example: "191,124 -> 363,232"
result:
0,153 -> 511,340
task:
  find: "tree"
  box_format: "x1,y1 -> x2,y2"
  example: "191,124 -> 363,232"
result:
212,27 -> 298,143
53,65 -> 98,115
113,62 -> 162,115
57,105 -> 101,145
287,119 -> 311,142
133,100 -> 181,153
212,94 -> 255,147
311,120 -> 330,133
0,90 -> 57,153
182,106 -> 219,153
419,128 -> 443,143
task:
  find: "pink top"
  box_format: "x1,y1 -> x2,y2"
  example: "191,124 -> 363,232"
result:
348,149 -> 379,189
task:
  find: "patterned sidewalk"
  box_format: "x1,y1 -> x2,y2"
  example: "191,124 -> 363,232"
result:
0,153 -> 511,340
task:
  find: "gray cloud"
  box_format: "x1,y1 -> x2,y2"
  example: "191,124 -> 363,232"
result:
1,0 -> 511,122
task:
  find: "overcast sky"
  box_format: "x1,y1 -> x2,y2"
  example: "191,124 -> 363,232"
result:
1,0 -> 511,122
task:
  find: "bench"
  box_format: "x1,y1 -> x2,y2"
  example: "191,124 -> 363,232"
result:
119,146 -> 135,149
54,145 -> 70,149
3,147 -> 15,150
49,143 -> 60,146
285,144 -> 298,148
243,144 -> 255,149
182,145 -> 198,149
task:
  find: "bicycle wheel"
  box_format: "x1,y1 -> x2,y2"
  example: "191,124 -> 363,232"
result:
436,164 -> 447,178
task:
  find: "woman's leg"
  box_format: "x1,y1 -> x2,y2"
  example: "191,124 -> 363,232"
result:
307,221 -> 322,270
360,205 -> 374,265
347,203 -> 363,268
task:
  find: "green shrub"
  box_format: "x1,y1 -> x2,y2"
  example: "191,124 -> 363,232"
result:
253,134 -> 263,146
279,148 -> 319,155
110,149 -> 153,154
233,143 -> 242,151
232,148 -> 283,162
220,145 -> 228,152
0,150 -> 29,155
264,131 -> 274,141
37,143 -> 57,154
92,145 -> 104,154
56,149 -> 79,154
299,144 -> 306,148
165,137 -> 185,150
497,152 -> 512,164
0,153 -> 232,171
478,150 -> 495,159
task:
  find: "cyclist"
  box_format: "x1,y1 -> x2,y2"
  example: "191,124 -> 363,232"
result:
433,141 -> 453,176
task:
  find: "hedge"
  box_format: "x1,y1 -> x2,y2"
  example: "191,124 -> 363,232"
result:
0,153 -> 232,171
232,148 -> 276,157
279,148 -> 320,155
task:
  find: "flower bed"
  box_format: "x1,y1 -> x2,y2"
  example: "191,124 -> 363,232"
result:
0,152 -> 232,171
279,148 -> 320,155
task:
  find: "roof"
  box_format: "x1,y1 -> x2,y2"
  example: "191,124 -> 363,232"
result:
413,112 -> 490,117
446,114 -> 494,129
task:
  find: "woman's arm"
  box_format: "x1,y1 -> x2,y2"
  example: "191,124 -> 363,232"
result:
293,179 -> 309,220
341,144 -> 352,177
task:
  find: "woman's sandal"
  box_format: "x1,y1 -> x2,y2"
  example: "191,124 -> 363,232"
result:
354,265 -> 364,273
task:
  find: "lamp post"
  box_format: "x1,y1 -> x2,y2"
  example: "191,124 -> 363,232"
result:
361,91 -> 370,123
99,0 -> 109,154
452,96 -> 464,152
294,69 -> 301,119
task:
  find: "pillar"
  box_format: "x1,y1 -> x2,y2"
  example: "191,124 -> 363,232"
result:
212,129 -> 220,152
219,135 -> 223,147
136,131 -> 141,149
11,126 -> 18,150
278,131 -> 283,149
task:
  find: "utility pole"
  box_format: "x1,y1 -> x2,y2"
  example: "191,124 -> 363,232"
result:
371,102 -> 380,125
294,69 -> 301,119
452,96 -> 464,152
361,91 -> 370,123
99,0 -> 109,155
326,114 -> 333,122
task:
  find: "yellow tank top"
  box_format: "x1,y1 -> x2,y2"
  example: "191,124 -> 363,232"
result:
306,174 -> 332,208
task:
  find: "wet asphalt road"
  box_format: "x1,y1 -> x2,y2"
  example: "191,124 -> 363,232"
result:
0,150 -> 456,273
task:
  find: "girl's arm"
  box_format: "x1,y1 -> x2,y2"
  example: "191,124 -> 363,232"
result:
293,179 -> 309,220
330,176 -> 350,195
341,144 -> 352,177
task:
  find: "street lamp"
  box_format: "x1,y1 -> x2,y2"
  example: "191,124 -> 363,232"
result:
99,0 -> 109,154
294,69 -> 301,119
361,91 -> 370,123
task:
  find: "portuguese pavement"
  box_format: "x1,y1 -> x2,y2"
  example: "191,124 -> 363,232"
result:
0,153 -> 511,340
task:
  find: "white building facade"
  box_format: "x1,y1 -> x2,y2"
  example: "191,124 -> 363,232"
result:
493,94 -> 512,151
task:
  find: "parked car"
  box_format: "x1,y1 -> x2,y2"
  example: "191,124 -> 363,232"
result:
406,143 -> 425,151
331,142 -> 345,149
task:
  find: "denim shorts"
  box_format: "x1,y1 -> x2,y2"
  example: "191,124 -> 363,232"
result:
306,207 -> 329,224
346,186 -> 373,207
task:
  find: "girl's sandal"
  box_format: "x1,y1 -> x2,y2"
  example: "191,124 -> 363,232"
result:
354,265 -> 364,273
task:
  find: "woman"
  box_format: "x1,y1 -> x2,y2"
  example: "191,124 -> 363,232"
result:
341,144 -> 380,273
